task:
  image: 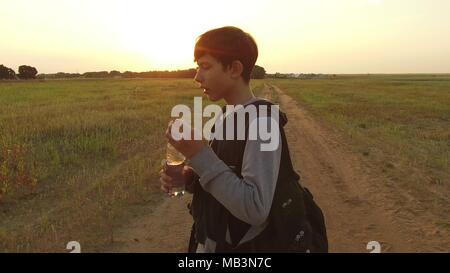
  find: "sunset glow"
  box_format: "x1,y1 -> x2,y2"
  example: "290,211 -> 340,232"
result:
1,0 -> 449,74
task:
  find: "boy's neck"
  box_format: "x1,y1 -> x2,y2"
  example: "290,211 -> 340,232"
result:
224,83 -> 255,105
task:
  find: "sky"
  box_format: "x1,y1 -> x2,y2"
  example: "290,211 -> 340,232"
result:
1,0 -> 450,74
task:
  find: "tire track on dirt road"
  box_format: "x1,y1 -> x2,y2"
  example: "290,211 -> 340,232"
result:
266,83 -> 447,252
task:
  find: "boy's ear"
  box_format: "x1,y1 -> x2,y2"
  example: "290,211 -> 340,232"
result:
229,60 -> 244,79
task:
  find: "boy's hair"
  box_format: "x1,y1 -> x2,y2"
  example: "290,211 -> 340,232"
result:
194,26 -> 258,83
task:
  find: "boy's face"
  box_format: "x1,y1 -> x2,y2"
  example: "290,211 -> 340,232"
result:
194,54 -> 233,101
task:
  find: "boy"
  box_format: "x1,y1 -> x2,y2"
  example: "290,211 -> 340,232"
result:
160,26 -> 315,253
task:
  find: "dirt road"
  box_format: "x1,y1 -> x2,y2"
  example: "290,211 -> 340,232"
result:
108,84 -> 448,253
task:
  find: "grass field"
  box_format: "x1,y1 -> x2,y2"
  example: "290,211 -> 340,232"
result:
0,76 -> 448,251
0,78 -> 264,252
270,75 -> 450,224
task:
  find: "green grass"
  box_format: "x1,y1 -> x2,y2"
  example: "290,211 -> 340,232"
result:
2,75 -> 446,251
270,75 -> 450,219
0,79 -> 183,252
0,78 -> 265,252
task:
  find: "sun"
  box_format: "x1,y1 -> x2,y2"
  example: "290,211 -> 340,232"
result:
111,1 -> 204,70
117,25 -> 197,70
134,34 -> 195,69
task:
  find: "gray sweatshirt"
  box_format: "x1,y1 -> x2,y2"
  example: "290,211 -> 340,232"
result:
189,97 -> 282,253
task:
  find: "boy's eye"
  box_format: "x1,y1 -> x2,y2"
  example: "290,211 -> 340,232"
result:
198,64 -> 210,70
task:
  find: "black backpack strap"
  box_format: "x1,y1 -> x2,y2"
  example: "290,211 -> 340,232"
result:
187,223 -> 198,253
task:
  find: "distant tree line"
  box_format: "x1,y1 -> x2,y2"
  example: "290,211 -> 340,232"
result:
251,65 -> 266,79
42,65 -> 266,79
0,64 -> 38,79
1,64 -> 267,80
266,72 -> 335,80
120,69 -> 199,79
38,69 -> 199,79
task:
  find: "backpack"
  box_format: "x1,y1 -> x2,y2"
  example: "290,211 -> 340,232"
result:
266,170 -> 329,253
242,102 -> 328,253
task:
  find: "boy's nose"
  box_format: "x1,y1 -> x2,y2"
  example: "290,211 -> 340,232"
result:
194,71 -> 203,84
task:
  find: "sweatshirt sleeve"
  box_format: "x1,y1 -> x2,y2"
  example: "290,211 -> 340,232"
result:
189,125 -> 281,226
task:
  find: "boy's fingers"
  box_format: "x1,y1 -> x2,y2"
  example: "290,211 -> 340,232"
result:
160,184 -> 170,193
165,120 -> 175,140
160,175 -> 174,189
160,175 -> 168,184
160,172 -> 173,182
160,177 -> 172,188
165,126 -> 171,139
182,166 -> 193,178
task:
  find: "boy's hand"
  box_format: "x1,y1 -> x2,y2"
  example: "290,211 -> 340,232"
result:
165,120 -> 205,159
159,162 -> 195,194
